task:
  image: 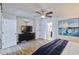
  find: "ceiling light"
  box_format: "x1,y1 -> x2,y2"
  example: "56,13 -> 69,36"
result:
41,15 -> 45,18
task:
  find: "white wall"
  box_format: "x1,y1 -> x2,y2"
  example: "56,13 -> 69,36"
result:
1,13 -> 17,48
33,19 -> 40,39
0,5 -> 2,48
34,18 -> 47,39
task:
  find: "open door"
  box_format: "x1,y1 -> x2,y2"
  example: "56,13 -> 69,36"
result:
47,22 -> 53,40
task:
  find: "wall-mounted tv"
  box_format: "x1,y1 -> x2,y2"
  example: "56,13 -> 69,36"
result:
26,26 -> 32,32
21,26 -> 32,33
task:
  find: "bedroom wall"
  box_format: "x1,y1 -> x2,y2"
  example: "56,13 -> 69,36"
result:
0,5 -> 2,48
1,13 -> 17,48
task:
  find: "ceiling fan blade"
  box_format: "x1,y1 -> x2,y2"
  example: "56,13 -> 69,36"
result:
46,16 -> 52,18
46,11 -> 53,15
36,11 -> 41,15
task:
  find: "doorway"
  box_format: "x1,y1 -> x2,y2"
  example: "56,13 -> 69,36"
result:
47,22 -> 53,40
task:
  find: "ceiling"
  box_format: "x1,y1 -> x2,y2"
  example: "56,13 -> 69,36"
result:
2,3 -> 79,19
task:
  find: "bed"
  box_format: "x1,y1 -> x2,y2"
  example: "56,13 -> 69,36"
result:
32,39 -> 68,55
32,39 -> 79,55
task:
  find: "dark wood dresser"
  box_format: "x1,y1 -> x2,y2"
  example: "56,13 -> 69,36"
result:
18,32 -> 35,43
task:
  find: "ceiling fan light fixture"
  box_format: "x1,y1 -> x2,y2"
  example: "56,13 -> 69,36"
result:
41,15 -> 45,18
35,9 -> 53,18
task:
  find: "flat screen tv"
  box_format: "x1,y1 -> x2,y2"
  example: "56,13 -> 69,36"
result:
26,26 -> 32,32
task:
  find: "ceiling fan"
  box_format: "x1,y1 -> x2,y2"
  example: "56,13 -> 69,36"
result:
35,9 -> 53,18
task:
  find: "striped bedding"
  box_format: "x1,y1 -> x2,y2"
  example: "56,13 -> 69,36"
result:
32,39 -> 68,55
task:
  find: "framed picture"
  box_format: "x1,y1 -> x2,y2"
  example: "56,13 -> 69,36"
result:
58,18 -> 79,37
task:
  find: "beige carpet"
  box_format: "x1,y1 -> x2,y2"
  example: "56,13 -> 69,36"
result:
15,39 -> 50,55
16,47 -> 38,55
3,39 -> 50,55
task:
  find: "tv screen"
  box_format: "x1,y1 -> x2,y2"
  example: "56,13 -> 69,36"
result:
26,26 -> 32,32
